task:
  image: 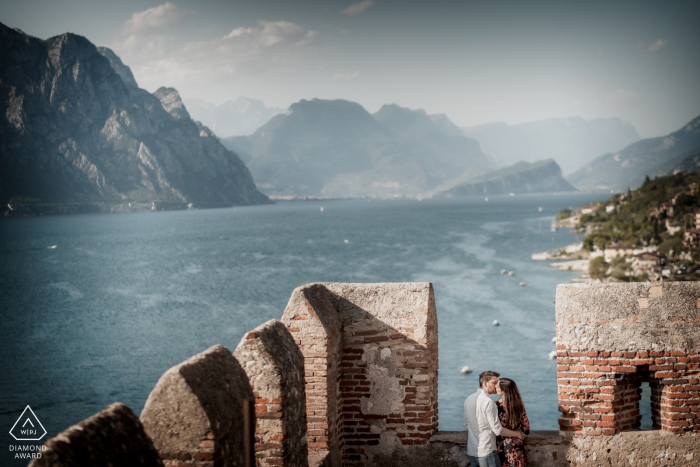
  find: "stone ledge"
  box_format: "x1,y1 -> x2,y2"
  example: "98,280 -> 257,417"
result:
309,450 -> 331,467
429,430 -> 567,446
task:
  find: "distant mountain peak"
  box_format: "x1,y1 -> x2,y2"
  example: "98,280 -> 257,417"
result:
154,87 -> 191,120
440,159 -> 575,197
97,46 -> 138,89
184,96 -> 284,138
566,114 -> 700,191
461,116 -> 641,175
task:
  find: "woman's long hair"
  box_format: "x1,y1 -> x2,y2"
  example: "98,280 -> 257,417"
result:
498,378 -> 525,429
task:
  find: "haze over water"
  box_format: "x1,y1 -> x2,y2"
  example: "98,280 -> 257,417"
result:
0,193 -> 609,461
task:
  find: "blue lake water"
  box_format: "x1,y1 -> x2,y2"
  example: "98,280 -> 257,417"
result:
0,193 -> 609,462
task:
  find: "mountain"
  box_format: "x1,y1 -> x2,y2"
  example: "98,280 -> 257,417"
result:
566,115 -> 700,191
672,150 -> 700,174
186,97 -> 285,138
226,99 -> 490,197
461,117 -> 640,175
0,24 -> 269,213
439,159 -> 576,197
372,104 -> 489,185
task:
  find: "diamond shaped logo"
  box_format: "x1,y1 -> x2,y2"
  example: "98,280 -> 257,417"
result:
9,406 -> 47,441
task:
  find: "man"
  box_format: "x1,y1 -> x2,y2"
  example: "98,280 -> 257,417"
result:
464,371 -> 525,467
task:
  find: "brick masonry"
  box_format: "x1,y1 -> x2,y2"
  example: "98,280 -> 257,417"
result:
234,320 -> 309,467
29,403 -> 163,467
281,282 -> 438,467
281,283 -> 343,467
556,283 -> 700,437
140,344 -> 255,467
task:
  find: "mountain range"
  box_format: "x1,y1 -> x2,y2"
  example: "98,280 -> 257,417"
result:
224,100 -> 491,197
461,117 -> 641,176
184,97 -> 284,138
0,23 -> 268,213
566,115 -> 700,191
439,159 -> 576,197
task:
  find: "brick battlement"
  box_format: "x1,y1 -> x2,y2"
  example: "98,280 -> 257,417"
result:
556,283 -> 700,439
31,282 -> 700,467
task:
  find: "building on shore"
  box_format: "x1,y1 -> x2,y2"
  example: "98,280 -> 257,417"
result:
603,243 -> 636,262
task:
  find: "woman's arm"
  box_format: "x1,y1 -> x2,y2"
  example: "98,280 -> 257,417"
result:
522,411 -> 530,435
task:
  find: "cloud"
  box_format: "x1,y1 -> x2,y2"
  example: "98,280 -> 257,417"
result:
606,88 -> 642,103
648,39 -> 669,52
223,21 -> 317,48
112,6 -> 318,92
569,99 -> 583,107
121,2 -> 190,35
342,0 -> 375,15
331,71 -> 360,81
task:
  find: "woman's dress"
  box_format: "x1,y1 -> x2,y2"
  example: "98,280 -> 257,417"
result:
495,400 -> 530,467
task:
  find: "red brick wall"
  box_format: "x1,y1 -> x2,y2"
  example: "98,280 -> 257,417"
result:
557,349 -> 700,435
281,284 -> 343,467
281,283 -> 438,467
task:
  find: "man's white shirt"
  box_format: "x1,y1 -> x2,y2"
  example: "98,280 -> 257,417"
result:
463,388 -> 503,457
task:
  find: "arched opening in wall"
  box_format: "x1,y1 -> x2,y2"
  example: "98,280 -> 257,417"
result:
618,365 -> 660,432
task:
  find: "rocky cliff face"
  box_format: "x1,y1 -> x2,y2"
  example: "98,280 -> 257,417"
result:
439,159 -> 576,196
0,24 -> 269,212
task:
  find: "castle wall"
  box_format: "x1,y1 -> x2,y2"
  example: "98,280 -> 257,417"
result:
556,283 -> 700,436
281,283 -> 438,467
140,344 -> 255,467
281,284 -> 343,467
33,281 -> 700,467
233,320 -> 309,467
29,403 -> 162,467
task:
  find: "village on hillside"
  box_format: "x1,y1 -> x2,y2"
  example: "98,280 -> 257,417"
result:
536,172 -> 700,283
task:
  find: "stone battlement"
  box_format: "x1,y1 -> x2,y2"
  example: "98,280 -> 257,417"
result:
30,282 -> 700,467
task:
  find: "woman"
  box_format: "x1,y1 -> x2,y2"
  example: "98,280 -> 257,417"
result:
495,378 -> 530,467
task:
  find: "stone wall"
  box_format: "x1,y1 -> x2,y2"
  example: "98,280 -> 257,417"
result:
29,403 -> 162,467
281,282 -> 438,467
29,281 -> 700,467
281,283 -> 343,467
233,320 -> 308,467
556,283 -> 700,436
140,344 -> 255,467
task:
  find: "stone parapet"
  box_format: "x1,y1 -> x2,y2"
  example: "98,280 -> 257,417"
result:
234,319 -> 309,467
281,283 -> 343,467
556,283 -> 700,436
282,282 -> 438,467
29,403 -> 162,467
140,344 -> 254,467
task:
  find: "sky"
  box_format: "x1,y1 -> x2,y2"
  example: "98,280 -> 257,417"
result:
2,0 -> 700,138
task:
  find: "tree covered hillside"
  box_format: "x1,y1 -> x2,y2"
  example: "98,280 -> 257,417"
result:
558,172 -> 700,282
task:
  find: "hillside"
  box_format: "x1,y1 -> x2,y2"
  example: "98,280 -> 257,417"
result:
438,159 -> 576,197
0,23 -> 269,214
559,172 -> 700,282
461,117 -> 640,175
566,115 -> 700,192
226,99 -> 491,198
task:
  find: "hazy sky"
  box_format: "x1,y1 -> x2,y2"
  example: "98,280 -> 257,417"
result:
3,0 -> 699,137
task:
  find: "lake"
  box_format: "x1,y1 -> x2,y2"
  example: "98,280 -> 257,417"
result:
0,193 -> 609,461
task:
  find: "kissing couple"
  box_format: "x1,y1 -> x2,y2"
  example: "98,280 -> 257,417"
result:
463,371 -> 530,467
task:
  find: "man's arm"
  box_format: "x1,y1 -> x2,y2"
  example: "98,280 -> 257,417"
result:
483,399 -> 503,436
500,427 -> 525,440
484,401 -> 526,440
463,400 -> 469,432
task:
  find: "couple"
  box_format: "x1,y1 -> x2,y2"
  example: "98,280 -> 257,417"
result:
463,371 -> 530,467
